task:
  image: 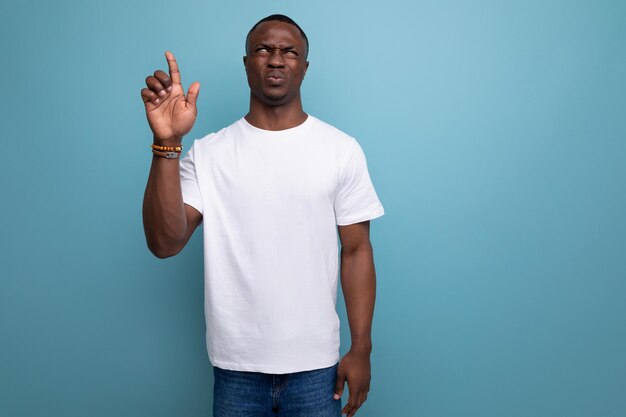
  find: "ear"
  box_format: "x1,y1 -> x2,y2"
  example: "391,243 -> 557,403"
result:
304,61 -> 309,77
243,56 -> 247,66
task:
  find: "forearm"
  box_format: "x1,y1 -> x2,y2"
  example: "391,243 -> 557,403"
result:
340,243 -> 376,354
142,143 -> 188,258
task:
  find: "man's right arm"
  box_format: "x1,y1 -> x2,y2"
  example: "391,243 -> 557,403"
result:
142,141 -> 202,258
140,51 -> 202,258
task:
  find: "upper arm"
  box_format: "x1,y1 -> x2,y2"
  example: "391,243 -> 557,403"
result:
183,203 -> 203,242
338,220 -> 372,254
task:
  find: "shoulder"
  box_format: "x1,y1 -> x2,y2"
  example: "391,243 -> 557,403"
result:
308,115 -> 356,146
307,116 -> 358,163
188,118 -> 245,153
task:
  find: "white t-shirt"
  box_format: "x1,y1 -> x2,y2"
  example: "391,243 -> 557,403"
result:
179,115 -> 384,373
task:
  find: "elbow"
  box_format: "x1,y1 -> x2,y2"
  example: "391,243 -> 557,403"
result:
151,248 -> 179,259
341,241 -> 373,258
146,237 -> 184,259
142,218 -> 191,259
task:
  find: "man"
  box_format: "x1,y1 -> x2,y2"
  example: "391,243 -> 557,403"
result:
141,14 -> 384,417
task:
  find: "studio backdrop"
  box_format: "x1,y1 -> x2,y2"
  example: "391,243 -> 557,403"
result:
1,1 -> 625,416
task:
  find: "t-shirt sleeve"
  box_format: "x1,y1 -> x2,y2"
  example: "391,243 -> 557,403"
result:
334,139 -> 385,226
179,141 -> 204,215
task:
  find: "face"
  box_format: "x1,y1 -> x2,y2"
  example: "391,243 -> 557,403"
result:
243,21 -> 309,107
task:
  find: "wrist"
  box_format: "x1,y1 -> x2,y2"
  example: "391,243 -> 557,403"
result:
153,135 -> 183,147
150,141 -> 183,160
349,339 -> 372,356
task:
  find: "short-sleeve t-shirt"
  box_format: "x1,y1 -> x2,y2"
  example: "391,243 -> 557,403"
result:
179,115 -> 384,373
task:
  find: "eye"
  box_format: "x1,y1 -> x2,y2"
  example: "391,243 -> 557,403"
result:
255,47 -> 270,55
284,50 -> 298,57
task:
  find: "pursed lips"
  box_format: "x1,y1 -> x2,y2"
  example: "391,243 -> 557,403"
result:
266,71 -> 286,81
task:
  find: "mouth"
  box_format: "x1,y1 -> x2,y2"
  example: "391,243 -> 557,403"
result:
266,72 -> 286,84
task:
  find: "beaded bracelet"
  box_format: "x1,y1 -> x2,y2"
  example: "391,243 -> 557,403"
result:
151,143 -> 183,152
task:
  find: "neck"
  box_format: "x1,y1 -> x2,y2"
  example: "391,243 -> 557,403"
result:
245,94 -> 308,131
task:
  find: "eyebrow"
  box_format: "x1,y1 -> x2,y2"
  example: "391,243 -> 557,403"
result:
256,43 -> 299,51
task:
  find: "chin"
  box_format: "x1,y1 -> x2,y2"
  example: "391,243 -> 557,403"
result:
262,93 -> 289,105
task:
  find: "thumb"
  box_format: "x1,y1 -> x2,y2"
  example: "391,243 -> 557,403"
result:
186,81 -> 200,108
334,369 -> 346,400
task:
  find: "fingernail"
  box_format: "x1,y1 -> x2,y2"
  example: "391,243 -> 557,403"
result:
154,98 -> 160,104
167,85 -> 173,91
333,394 -> 340,400
159,90 -> 166,96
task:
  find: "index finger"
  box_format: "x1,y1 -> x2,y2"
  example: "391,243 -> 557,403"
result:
165,51 -> 181,85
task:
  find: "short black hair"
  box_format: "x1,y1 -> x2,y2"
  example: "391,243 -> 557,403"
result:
245,14 -> 309,59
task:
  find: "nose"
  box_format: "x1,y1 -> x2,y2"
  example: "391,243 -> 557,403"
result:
268,49 -> 285,67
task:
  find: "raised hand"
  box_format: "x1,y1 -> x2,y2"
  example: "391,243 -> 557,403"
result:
141,51 -> 200,144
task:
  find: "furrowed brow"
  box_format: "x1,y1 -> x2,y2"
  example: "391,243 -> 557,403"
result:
256,43 -> 298,51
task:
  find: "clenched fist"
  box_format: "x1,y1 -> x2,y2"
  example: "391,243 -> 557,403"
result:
141,51 -> 200,145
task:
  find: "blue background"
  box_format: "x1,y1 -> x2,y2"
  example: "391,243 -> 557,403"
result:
1,0 -> 625,416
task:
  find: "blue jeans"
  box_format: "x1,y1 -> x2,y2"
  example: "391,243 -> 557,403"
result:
213,363 -> 342,417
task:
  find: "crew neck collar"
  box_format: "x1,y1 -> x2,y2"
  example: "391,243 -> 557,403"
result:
241,115 -> 313,134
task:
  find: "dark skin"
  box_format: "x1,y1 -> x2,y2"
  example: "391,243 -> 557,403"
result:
335,220 -> 377,417
243,20 -> 309,130
140,21 -> 377,417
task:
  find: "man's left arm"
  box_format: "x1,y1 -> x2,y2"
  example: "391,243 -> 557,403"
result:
334,220 -> 377,417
